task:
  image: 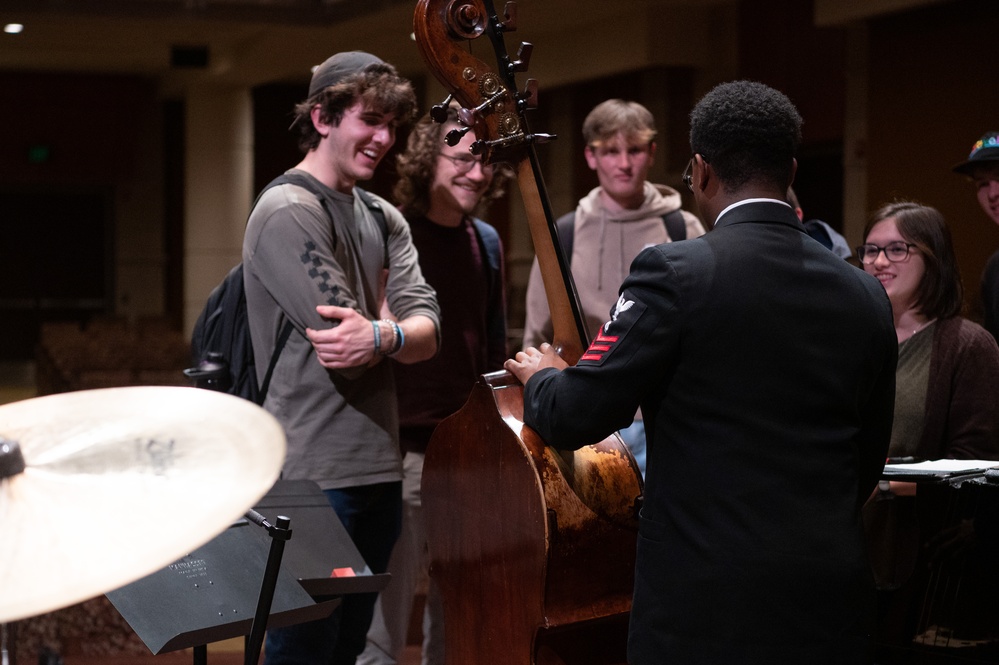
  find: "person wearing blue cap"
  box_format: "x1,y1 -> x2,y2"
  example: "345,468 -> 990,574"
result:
953,131 -> 999,344
243,51 -> 441,665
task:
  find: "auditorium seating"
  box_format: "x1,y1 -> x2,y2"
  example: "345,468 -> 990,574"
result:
35,317 -> 191,395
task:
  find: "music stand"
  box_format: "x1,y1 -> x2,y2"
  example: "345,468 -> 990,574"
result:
108,480 -> 390,664
107,513 -> 336,664
251,480 -> 391,597
872,469 -> 999,663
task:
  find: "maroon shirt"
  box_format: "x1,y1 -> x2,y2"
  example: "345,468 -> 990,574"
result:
394,215 -> 507,452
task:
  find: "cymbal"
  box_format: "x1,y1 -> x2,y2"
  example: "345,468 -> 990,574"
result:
0,386 -> 286,624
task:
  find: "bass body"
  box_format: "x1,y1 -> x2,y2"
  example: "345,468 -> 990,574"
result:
413,1 -> 644,662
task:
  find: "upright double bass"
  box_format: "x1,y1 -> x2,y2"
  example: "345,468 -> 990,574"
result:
414,3 -> 643,664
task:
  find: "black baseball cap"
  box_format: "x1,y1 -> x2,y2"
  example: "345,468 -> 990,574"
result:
308,51 -> 385,98
952,131 -> 999,176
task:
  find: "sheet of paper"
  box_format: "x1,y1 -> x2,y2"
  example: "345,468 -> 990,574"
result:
884,459 -> 999,473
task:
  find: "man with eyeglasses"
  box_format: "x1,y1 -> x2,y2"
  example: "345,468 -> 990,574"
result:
953,131 -> 999,344
507,81 -> 896,664
523,98 -> 704,475
356,104 -> 511,665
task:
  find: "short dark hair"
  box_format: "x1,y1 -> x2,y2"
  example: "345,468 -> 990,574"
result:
394,105 -> 512,218
689,80 -> 802,192
291,61 -> 417,153
864,201 -> 963,320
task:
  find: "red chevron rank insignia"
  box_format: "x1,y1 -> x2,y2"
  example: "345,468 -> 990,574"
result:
580,331 -> 619,362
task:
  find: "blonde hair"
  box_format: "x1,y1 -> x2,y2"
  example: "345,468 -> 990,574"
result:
583,99 -> 657,148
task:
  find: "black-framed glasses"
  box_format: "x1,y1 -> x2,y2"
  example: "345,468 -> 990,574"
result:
856,241 -> 917,265
439,153 -> 492,175
682,158 -> 693,192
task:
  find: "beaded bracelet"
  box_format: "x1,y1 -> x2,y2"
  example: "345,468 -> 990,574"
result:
384,319 -> 397,355
381,319 -> 403,355
393,321 -> 405,353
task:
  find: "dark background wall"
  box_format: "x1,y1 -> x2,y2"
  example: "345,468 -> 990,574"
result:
0,73 -> 158,359
2,0 -> 997,358
868,1 -> 999,310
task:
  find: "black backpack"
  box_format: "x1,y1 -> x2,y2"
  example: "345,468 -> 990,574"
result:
184,173 -> 387,404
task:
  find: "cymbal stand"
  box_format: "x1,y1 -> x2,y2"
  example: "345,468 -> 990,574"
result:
1,439 -> 24,665
1,622 -> 12,665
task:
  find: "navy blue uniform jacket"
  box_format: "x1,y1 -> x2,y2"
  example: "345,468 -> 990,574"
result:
523,201 -> 896,664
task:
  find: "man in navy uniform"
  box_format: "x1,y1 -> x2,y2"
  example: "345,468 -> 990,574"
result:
506,80 -> 896,664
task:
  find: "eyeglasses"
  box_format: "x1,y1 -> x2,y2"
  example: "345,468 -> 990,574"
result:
439,153 -> 493,175
682,158 -> 693,192
856,241 -> 917,265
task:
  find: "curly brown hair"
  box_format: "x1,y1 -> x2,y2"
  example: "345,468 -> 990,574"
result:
393,105 -> 513,218
291,62 -> 418,153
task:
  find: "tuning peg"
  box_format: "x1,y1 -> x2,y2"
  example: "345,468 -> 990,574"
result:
445,125 -> 474,147
430,94 -> 454,123
499,2 -> 518,31
470,135 -> 515,156
471,132 -> 526,155
529,133 -> 557,145
455,89 -> 507,130
520,79 -> 538,110
510,42 -> 532,73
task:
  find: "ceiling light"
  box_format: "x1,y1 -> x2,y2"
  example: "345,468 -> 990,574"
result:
4,24 -> 24,35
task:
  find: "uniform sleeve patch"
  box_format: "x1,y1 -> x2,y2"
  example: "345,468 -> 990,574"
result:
578,293 -> 647,366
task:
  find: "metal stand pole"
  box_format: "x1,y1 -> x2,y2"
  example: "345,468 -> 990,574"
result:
1,623 -> 12,665
242,510 -> 292,665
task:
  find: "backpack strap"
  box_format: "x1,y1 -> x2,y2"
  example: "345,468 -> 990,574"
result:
258,172 -> 307,206
355,187 -> 390,266
662,208 -> 687,241
555,207 -> 686,260
248,175 -> 389,403
555,212 -> 576,257
258,320 -> 294,404
472,219 -> 503,275
250,172 -> 331,402
471,219 -> 505,349
260,174 -> 390,265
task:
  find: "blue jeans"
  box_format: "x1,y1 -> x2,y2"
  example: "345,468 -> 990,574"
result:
618,420 -> 646,478
264,481 -> 403,665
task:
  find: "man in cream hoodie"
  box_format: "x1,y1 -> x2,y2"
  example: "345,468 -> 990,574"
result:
523,99 -> 703,475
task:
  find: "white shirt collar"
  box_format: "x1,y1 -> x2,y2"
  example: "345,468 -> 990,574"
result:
714,198 -> 792,226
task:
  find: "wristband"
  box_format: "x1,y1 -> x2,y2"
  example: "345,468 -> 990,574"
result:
372,320 -> 381,355
394,322 -> 405,354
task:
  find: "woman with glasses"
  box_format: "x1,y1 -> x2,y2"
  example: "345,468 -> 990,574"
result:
860,201 -> 999,650
859,201 -> 999,463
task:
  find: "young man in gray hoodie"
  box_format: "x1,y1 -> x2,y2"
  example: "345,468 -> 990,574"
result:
522,99 -> 703,474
